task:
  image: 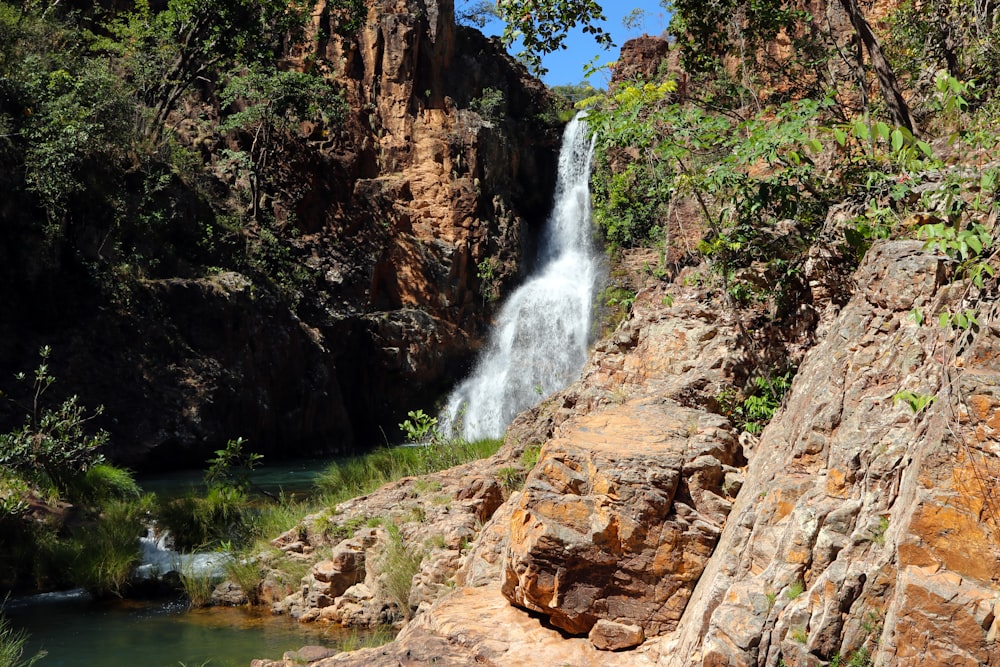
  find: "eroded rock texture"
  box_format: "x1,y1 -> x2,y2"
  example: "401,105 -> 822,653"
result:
661,241 -> 1000,666
501,400 -> 740,636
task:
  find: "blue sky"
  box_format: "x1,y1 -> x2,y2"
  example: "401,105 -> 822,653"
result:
463,1 -> 672,88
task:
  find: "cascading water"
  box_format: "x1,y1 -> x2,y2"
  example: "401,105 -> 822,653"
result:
441,115 -> 600,440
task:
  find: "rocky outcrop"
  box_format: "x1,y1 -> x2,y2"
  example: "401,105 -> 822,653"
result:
261,236 -> 999,666
265,459 -> 506,626
501,399 -> 740,636
302,586 -> 658,667
657,241 -> 1000,666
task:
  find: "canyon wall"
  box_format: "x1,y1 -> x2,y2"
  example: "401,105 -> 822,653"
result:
0,0 -> 561,468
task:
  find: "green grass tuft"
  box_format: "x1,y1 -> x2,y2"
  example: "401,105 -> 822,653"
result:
314,438 -> 503,506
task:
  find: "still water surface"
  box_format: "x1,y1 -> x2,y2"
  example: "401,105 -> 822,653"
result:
6,458 -> 350,666
5,590 -> 348,667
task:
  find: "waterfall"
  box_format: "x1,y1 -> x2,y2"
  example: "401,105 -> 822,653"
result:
441,115 -> 600,441
134,526 -> 231,581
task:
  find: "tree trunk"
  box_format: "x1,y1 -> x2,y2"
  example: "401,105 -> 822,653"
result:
837,0 -> 917,134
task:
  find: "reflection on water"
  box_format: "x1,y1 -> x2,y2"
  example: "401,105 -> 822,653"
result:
136,456 -> 337,502
5,591 -> 351,667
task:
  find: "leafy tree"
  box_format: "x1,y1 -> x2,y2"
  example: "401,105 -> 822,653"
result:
0,4 -> 133,225
457,0 -> 500,28
887,0 -> 1000,107
219,66 -> 346,218
92,0 -> 314,142
205,436 -> 263,494
668,0 -> 915,130
494,0 -> 614,75
836,0 -> 916,133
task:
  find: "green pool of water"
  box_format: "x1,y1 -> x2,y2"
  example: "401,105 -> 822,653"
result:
137,456 -> 337,502
6,591 -> 356,667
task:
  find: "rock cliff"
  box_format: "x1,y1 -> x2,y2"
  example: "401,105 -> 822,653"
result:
0,0 -> 561,468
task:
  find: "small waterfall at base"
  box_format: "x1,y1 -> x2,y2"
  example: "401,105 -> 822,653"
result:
440,115 -> 600,441
135,525 -> 231,582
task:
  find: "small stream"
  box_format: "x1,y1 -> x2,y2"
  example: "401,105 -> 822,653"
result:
4,458 -> 350,667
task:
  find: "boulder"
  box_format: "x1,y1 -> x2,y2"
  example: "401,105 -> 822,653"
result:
501,397 -> 739,636
589,619 -> 645,651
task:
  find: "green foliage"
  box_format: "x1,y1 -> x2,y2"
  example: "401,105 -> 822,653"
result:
73,497 -> 152,597
179,567 -> 219,608
92,0 -> 313,141
0,612 -> 45,667
784,579 -> 805,600
219,66 -> 346,218
789,626 -> 808,643
314,438 -> 503,505
72,463 -> 135,500
586,82 -> 832,307
0,347 -> 108,496
328,0 -> 367,35
886,0 -> 1000,110
731,372 -> 793,435
668,0 -> 819,97
599,283 -> 637,333
470,87 -> 506,123
494,0 -> 613,75
892,390 -> 936,414
398,409 -> 439,444
156,484 -> 256,552
376,523 -> 423,619
155,440 -> 277,553
456,0 -> 500,29
223,556 -> 265,604
205,437 -> 263,494
918,221 -> 995,286
520,444 -> 541,469
336,626 -> 396,652
0,473 -> 30,519
476,256 -> 502,303
0,4 -> 133,224
871,516 -> 890,546
550,82 -> 601,107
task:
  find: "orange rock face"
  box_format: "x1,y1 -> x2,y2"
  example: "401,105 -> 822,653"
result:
501,397 -> 740,636
662,242 -> 1000,667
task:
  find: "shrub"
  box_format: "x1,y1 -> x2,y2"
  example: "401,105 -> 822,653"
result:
204,437 -> 262,494
65,464 -> 141,506
222,556 -> 265,605
0,347 -> 108,497
470,87 -> 506,122
179,568 -> 218,608
157,485 -> 255,552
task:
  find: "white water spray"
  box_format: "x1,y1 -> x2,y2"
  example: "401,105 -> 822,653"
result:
135,526 -> 231,581
440,115 -> 600,440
